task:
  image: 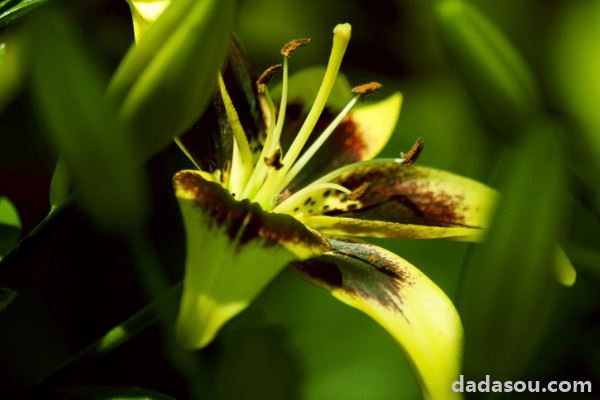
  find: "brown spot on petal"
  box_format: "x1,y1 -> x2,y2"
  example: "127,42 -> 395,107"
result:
264,148 -> 284,170
293,258 -> 343,288
281,38 -> 311,57
326,165 -> 474,228
174,171 -> 329,252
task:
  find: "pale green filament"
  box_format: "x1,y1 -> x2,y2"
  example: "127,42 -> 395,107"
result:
274,94 -> 360,195
273,182 -> 351,214
255,23 -> 352,207
217,74 -> 254,191
241,58 -> 289,199
174,137 -> 202,170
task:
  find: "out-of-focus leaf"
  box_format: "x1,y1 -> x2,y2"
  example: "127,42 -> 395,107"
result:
48,158 -> 71,212
0,0 -> 47,30
294,239 -> 463,400
554,247 -> 577,287
29,7 -> 146,232
459,121 -> 568,380
107,0 -> 234,162
173,170 -> 329,349
53,386 -> 176,400
552,0 -> 600,210
435,0 -> 540,139
125,0 -> 171,40
0,31 -> 25,110
0,287 -> 17,312
0,196 -> 20,258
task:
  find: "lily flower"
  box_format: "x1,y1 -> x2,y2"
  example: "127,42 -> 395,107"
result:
172,23 -> 495,400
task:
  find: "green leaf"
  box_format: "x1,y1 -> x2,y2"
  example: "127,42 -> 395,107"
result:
125,0 -> 171,41
53,386 -> 176,400
173,170 -> 329,348
295,160 -> 496,241
0,287 -> 18,312
459,122 -> 569,380
49,158 -> 71,212
0,32 -> 25,110
0,196 -> 21,258
552,0 -> 600,211
29,7 -> 146,232
294,239 -> 463,400
0,0 -> 47,30
435,0 -> 540,138
107,0 -> 234,161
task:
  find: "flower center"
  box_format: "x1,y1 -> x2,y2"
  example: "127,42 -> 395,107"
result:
214,23 -> 381,214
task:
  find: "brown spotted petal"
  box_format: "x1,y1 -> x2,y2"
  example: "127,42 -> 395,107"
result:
173,170 -> 329,348
294,239 -> 463,400
300,161 -> 496,241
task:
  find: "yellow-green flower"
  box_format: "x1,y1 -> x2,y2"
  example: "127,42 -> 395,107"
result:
169,23 -> 495,400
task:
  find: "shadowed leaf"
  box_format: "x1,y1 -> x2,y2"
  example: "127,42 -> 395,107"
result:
29,7 -> 145,232
435,0 -> 540,139
0,0 -> 47,30
459,122 -> 570,380
53,386 -> 176,400
0,196 -> 20,258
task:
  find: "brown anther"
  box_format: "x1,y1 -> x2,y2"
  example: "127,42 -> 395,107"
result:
352,82 -> 382,96
257,64 -> 283,91
264,148 -> 284,170
348,182 -> 370,201
401,138 -> 424,165
281,38 -> 311,57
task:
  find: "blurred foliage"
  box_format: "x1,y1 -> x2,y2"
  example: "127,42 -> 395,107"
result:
0,0 -> 599,399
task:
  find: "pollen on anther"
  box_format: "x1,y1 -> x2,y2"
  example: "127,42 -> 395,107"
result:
401,138 -> 425,165
257,64 -> 283,90
281,38 -> 311,57
352,82 -> 382,96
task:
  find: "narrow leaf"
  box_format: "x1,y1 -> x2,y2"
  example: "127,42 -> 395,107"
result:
0,196 -> 21,258
459,122 -> 569,380
0,287 -> 17,312
435,0 -> 540,138
0,0 -> 47,30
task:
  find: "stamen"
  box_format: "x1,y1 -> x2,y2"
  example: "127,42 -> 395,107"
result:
276,94 -> 360,191
241,56 -> 290,199
275,81 -> 382,192
348,182 -> 370,201
273,183 -> 351,214
281,38 -> 311,57
352,81 -> 382,95
401,138 -> 424,165
257,63 -> 283,93
255,23 -> 352,207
